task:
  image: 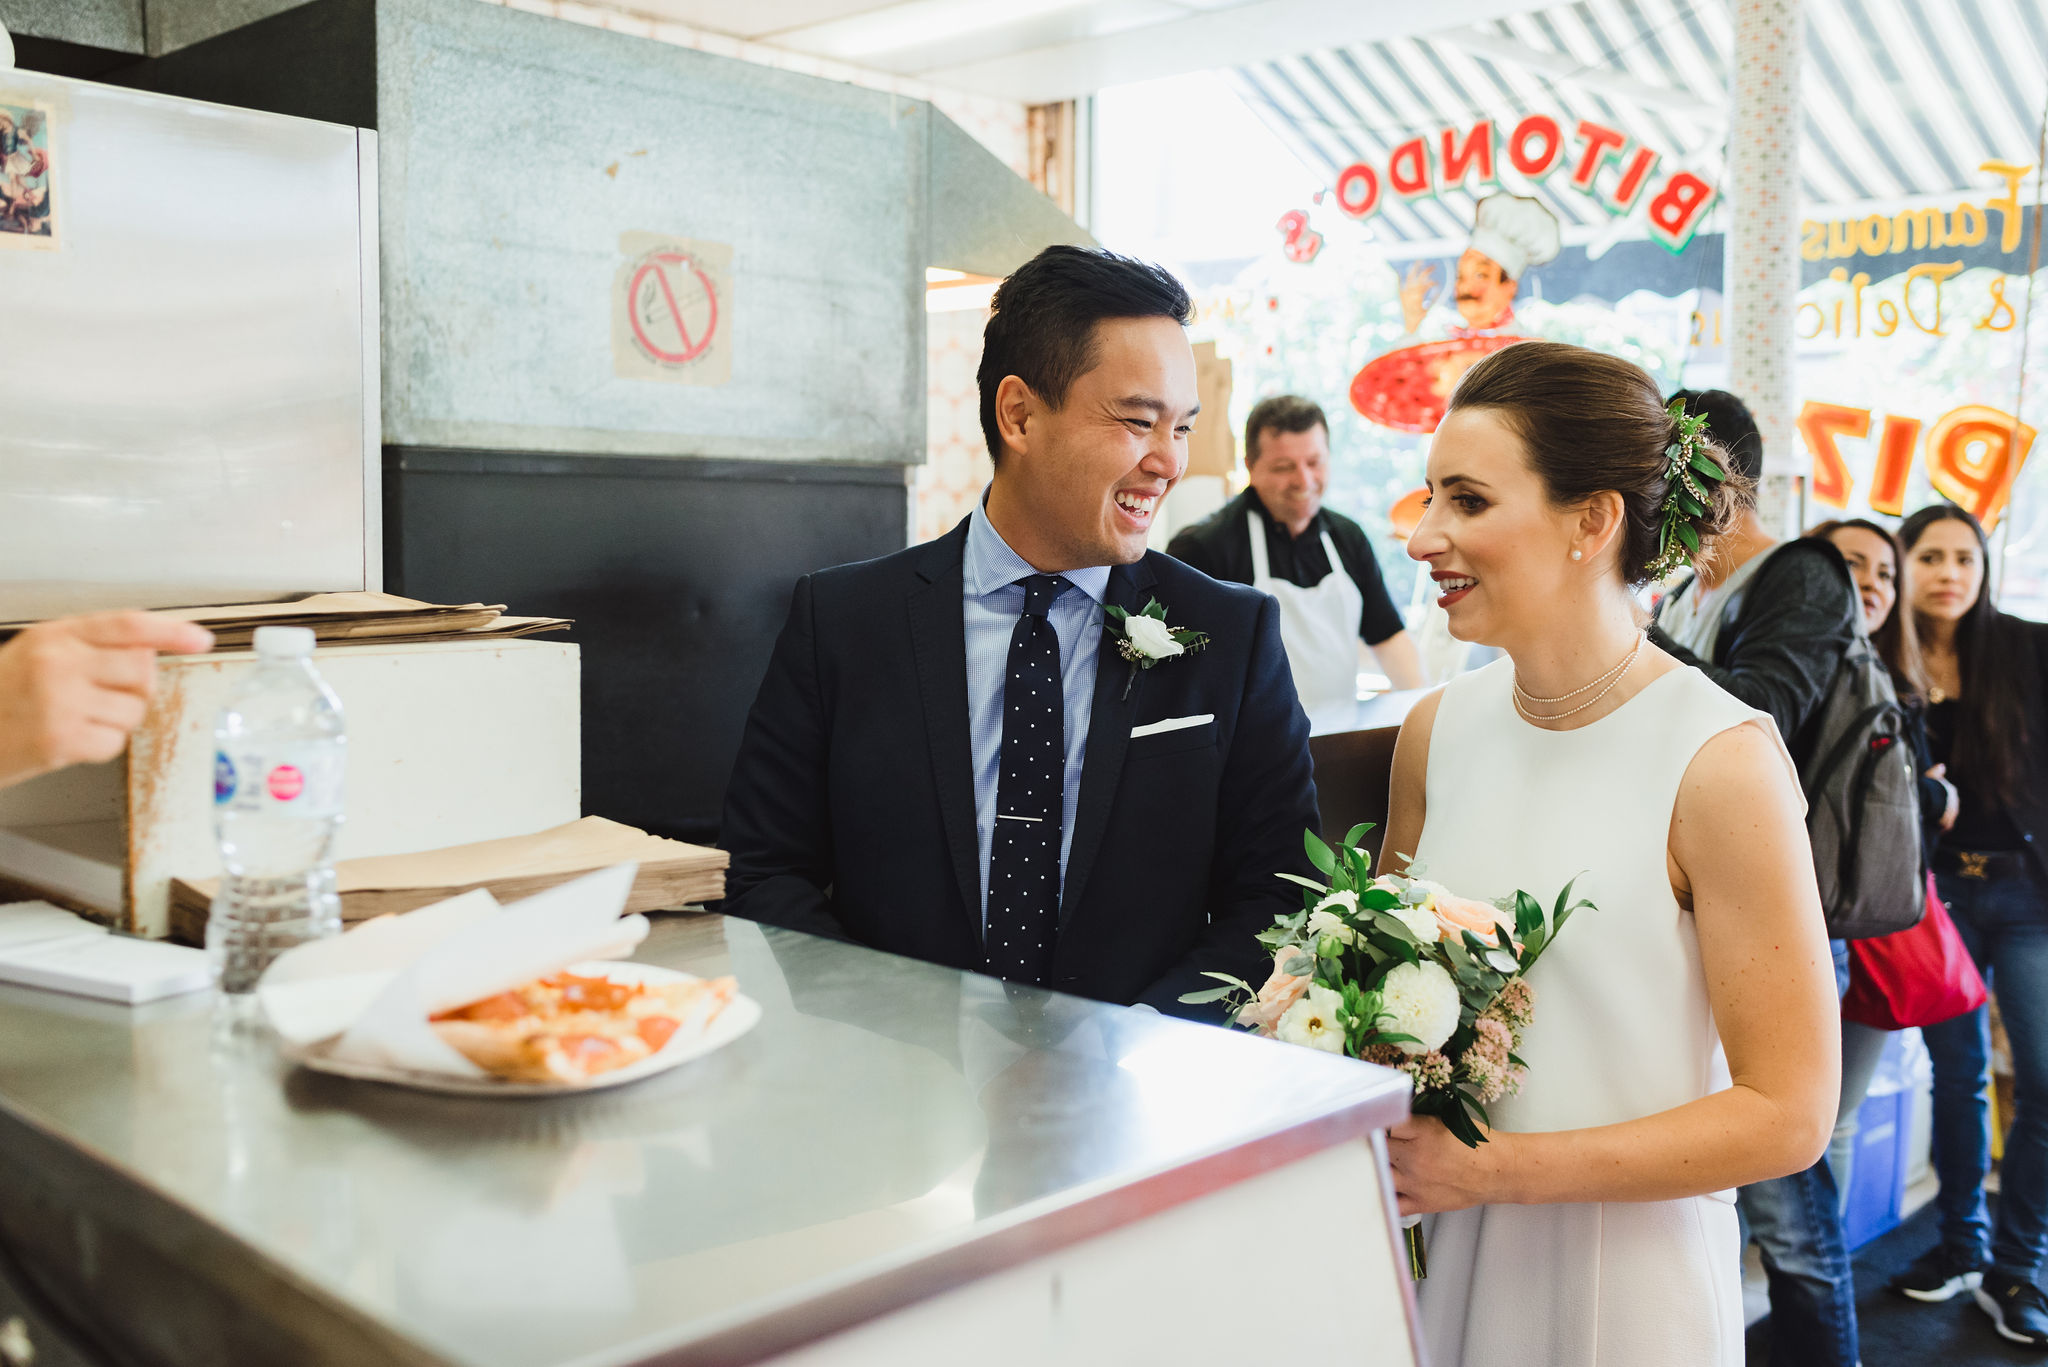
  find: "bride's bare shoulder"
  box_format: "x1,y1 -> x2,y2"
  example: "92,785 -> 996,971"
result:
1393,685 -> 1448,756
1674,714 -> 1803,837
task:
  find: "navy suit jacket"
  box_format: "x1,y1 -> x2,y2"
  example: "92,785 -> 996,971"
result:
719,518 -> 1322,1016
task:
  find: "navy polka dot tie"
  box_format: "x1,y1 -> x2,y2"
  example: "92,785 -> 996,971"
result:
986,574 -> 1068,986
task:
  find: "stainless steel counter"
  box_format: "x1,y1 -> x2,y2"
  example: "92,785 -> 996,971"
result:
0,916 -> 1409,1367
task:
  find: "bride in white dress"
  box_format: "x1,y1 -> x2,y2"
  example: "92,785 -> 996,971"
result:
1379,342 -> 1840,1367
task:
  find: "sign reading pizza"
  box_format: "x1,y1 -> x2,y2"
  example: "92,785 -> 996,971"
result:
612,231 -> 733,386
1329,115 -> 1717,254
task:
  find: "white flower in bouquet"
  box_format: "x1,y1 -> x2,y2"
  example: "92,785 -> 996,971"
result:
1307,891 -> 1359,945
1379,960 -> 1461,1055
1122,614 -> 1185,659
1369,876 -> 1439,941
1276,984 -> 1346,1053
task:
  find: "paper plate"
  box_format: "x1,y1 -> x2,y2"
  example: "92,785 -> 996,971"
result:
285,962 -> 761,1097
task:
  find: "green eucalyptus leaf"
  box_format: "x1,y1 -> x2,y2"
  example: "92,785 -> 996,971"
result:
1304,830 -> 1337,876
1178,986 -> 1237,1004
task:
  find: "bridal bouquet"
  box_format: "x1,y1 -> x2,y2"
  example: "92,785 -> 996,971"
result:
1181,825 -> 1591,1277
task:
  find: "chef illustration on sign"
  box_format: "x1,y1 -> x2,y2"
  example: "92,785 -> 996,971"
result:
1350,192 -> 1562,434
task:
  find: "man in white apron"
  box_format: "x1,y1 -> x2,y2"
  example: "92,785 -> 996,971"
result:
1166,396 -> 1422,716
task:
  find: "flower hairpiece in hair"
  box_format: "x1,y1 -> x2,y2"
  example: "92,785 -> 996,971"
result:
1646,399 -> 1727,581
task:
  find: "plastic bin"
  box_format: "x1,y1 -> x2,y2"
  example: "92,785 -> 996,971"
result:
1844,1086 -> 1912,1249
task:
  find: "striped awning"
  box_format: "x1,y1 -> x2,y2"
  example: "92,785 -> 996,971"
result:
1228,0 -> 2048,250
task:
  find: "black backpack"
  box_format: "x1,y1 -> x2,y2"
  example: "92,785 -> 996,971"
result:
1796,623 -> 1925,938
1705,550 -> 1925,940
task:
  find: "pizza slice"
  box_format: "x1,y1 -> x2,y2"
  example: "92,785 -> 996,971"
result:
430,970 -> 736,1084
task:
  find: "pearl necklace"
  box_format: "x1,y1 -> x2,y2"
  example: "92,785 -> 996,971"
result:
1511,634 -> 1642,707
1513,633 -> 1646,723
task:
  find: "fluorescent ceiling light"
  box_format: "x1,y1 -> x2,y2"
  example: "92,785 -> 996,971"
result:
770,0 -> 1093,60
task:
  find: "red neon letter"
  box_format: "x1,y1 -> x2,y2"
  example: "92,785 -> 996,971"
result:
1569,121 -> 1628,191
1610,146 -> 1660,211
1798,401 -> 1872,509
1647,172 -> 1716,250
1440,120 -> 1495,191
1868,415 -> 1921,516
1333,162 -> 1381,219
1507,115 -> 1562,177
1926,405 -> 2039,528
1387,136 -> 1433,200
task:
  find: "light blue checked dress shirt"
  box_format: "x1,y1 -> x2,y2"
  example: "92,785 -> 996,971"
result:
963,499 -> 1111,932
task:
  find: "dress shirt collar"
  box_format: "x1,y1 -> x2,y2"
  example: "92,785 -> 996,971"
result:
964,492 -> 1112,605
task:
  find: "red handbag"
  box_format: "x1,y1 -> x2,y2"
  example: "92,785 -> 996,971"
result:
1843,871 -> 1988,1030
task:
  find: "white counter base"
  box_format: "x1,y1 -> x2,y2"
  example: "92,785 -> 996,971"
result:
772,1140 -> 1420,1366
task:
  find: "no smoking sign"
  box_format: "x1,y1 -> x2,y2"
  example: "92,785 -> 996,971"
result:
612,231 -> 733,386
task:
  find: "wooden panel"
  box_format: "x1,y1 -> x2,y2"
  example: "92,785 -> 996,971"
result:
1309,725 -> 1400,867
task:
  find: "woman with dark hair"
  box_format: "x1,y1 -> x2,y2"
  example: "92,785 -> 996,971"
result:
1888,504 -> 2048,1346
1808,519 -> 1951,1198
1380,341 -> 1839,1367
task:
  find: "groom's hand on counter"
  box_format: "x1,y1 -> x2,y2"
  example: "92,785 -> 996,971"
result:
0,612 -> 215,789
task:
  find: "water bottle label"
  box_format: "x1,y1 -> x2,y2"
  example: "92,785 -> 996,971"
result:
216,746 -> 341,817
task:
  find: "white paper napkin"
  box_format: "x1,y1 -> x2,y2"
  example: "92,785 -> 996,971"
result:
258,889 -> 504,1046
258,863 -> 647,1076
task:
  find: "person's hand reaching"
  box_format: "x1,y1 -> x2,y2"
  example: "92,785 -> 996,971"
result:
1927,763 -> 1960,833
0,612 -> 214,789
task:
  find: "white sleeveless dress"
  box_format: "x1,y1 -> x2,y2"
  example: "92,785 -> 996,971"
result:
1410,658 -> 1795,1367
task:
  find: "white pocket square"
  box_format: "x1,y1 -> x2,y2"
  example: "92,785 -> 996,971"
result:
1130,713 -> 1214,739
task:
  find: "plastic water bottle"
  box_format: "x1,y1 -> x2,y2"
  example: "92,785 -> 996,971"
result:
207,626 -> 346,995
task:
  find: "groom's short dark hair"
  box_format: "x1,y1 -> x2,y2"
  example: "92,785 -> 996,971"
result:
977,245 -> 1193,463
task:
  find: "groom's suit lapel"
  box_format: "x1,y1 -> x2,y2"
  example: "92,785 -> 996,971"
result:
906,520 -> 984,934
1059,555 -> 1157,926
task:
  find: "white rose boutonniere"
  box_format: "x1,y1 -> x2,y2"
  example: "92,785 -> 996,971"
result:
1103,598 -> 1210,699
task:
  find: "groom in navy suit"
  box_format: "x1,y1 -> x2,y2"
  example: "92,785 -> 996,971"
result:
720,246 -> 1319,1016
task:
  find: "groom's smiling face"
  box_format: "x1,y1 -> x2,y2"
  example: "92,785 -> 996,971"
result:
987,315 -> 1198,572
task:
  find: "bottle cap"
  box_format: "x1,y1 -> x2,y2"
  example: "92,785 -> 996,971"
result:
253,626 -> 316,657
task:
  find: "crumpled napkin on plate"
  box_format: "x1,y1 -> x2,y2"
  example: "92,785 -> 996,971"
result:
257,862 -> 647,1077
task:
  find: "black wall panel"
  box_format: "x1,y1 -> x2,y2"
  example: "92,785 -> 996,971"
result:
384,450 -> 909,845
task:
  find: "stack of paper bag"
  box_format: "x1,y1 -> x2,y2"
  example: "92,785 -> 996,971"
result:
0,592 -> 571,649
170,818 -> 725,942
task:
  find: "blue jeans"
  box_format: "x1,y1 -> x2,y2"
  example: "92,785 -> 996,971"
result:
1736,940 -> 1859,1367
1923,866 -> 2048,1277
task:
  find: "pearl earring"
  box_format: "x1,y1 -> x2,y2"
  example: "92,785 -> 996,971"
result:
1571,549 -> 1583,561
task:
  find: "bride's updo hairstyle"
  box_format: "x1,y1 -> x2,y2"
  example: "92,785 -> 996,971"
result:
1445,341 -> 1750,585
